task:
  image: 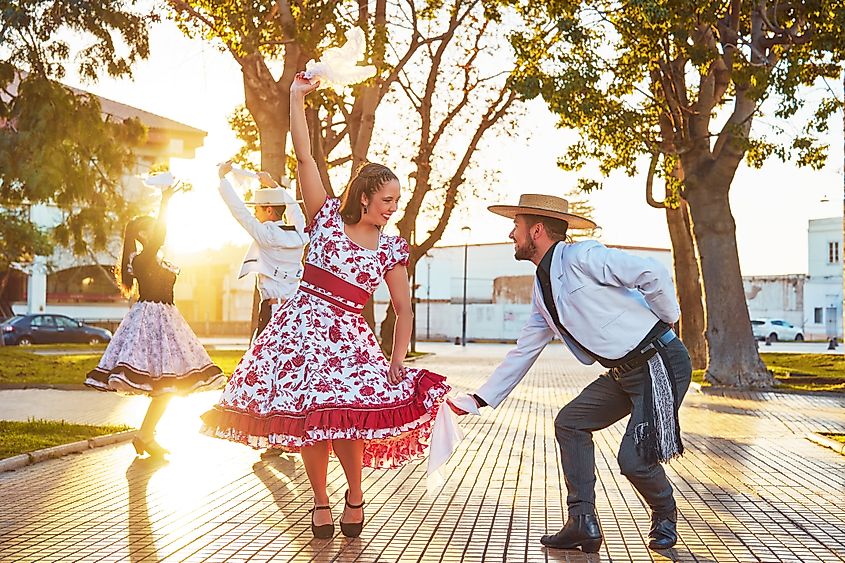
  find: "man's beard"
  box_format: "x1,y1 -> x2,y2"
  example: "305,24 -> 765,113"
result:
514,238 -> 536,261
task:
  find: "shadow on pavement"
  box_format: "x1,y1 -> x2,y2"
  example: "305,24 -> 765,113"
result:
126,456 -> 169,563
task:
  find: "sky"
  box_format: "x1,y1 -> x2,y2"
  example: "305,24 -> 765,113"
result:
62,18 -> 844,277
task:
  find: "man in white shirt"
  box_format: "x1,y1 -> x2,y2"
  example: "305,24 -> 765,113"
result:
217,161 -> 308,340
453,194 -> 691,554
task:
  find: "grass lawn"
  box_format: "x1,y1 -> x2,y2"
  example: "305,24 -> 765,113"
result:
693,352 -> 845,392
0,419 -> 132,459
0,346 -> 247,386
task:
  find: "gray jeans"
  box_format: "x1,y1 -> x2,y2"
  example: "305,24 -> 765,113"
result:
554,337 -> 692,516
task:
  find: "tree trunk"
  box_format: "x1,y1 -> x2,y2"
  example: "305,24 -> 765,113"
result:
0,270 -> 11,346
685,180 -> 773,386
665,201 -> 706,370
363,300 -> 375,333
379,304 -> 397,353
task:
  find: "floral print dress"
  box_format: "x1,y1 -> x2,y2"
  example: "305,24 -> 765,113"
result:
202,198 -> 450,468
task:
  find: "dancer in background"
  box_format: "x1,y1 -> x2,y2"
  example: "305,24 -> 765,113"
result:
85,184 -> 225,458
202,72 -> 450,539
217,161 -> 307,341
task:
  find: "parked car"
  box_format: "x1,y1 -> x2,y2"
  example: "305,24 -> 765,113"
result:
750,318 -> 804,342
1,314 -> 112,346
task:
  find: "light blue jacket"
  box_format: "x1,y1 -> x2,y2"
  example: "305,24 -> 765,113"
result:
476,240 -> 680,408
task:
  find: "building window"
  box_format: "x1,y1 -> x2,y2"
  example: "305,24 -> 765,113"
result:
829,241 -> 840,264
814,307 -> 823,323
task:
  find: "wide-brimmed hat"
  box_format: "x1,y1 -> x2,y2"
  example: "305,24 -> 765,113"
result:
244,187 -> 303,206
488,193 -> 597,230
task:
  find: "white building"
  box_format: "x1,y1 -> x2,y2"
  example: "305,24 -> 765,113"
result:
374,241 -> 673,342
743,216 -> 843,339
3,84 -> 206,325
805,217 -> 843,338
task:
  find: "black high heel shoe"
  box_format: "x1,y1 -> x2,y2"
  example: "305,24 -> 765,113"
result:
340,490 -> 365,538
310,505 -> 334,539
131,436 -> 170,458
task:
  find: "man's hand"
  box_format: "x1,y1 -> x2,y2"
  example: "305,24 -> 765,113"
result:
218,160 -> 233,179
257,171 -> 278,188
446,398 -> 469,416
446,394 -> 481,416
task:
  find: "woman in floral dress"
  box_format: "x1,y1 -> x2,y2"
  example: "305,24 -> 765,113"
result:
201,72 -> 450,539
85,187 -> 225,457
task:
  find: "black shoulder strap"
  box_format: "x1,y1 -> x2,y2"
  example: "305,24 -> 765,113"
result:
535,271 -> 613,365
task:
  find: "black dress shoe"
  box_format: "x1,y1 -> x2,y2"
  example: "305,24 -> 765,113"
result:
648,509 -> 678,550
339,490 -> 365,538
310,505 -> 334,539
540,514 -> 603,553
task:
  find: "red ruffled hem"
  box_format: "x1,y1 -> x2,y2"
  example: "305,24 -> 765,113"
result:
200,369 -> 450,469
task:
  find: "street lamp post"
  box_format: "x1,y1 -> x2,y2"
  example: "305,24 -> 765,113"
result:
461,226 -> 471,346
425,253 -> 432,340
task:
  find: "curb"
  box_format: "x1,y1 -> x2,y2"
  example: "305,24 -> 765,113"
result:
698,384 -> 844,399
0,430 -> 137,473
689,381 -> 703,393
0,384 -> 91,391
806,432 -> 845,455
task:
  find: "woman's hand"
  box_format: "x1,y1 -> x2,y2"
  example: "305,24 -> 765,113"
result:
218,160 -> 233,179
290,71 -> 320,98
387,362 -> 406,385
257,171 -> 278,188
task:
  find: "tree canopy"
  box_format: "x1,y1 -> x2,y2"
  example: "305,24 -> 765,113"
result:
512,0 -> 845,386
0,0 -> 153,260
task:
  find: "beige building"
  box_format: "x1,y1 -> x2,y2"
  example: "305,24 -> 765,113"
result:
3,82 -> 207,326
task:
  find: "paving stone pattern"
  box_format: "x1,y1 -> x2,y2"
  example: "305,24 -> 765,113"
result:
0,344 -> 843,562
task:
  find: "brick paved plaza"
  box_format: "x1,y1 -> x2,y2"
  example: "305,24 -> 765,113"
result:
0,343 -> 844,562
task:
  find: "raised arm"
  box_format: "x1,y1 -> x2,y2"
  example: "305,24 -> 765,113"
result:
289,72 -> 327,223
146,188 -> 173,254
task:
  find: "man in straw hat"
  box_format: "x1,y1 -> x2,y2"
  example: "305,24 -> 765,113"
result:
217,161 -> 307,340
451,193 -> 691,553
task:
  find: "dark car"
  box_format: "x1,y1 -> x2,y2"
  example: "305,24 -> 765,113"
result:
1,314 -> 112,346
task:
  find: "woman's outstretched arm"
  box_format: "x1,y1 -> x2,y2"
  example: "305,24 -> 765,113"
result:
289,72 -> 327,223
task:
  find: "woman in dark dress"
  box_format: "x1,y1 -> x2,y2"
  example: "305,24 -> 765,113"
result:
85,187 -> 225,457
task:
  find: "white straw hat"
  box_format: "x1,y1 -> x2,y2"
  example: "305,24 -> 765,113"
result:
488,193 -> 597,230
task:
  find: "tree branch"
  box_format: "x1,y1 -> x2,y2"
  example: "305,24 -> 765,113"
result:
645,153 -> 666,209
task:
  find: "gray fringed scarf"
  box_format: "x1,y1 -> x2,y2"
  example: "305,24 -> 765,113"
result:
634,345 -> 683,464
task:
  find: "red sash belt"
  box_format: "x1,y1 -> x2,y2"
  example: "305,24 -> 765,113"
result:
300,265 -> 370,314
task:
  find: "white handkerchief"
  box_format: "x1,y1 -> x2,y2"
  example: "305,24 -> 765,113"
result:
304,26 -> 377,90
144,171 -> 176,189
449,393 -> 481,415
426,393 -> 481,492
226,165 -> 259,193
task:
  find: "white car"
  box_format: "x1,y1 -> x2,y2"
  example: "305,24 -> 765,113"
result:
750,319 -> 804,342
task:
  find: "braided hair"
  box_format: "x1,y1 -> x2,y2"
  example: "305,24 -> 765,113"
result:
339,162 -> 399,225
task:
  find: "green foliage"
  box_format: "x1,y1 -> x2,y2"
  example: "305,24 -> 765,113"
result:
513,0 -> 845,187
0,419 -> 132,460
227,105 -> 261,169
0,0 -> 154,261
0,209 -> 52,270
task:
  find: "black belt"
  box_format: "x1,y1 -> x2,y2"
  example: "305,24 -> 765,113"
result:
609,329 -> 677,379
